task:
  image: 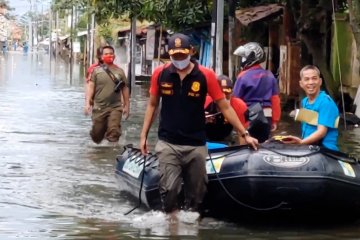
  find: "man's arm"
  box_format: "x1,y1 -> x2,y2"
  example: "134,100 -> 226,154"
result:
216,98 -> 258,150
121,86 -> 130,120
140,94 -> 160,154
282,125 -> 327,145
271,95 -> 281,131
301,125 -> 328,144
84,81 -> 95,115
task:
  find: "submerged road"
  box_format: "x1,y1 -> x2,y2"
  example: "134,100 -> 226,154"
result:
1,52 -> 360,239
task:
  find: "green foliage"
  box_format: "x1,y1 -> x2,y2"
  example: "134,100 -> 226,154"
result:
98,22 -> 112,41
52,0 -> 212,32
52,0 -> 87,10
138,0 -> 212,31
90,0 -> 212,31
76,13 -> 87,30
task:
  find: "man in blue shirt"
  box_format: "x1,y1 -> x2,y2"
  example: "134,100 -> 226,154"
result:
282,65 -> 339,150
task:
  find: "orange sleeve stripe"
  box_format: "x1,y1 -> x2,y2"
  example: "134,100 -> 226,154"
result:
271,95 -> 281,122
200,66 -> 224,101
149,64 -> 169,96
204,95 -> 213,109
230,97 -> 248,126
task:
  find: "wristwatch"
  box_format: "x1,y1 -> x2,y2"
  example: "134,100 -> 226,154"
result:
241,130 -> 250,138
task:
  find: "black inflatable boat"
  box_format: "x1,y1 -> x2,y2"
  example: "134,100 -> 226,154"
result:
115,142 -> 360,217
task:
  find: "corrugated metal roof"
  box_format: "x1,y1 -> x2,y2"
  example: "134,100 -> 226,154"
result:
235,4 -> 284,26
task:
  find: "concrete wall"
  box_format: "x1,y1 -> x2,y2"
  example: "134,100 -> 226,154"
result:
331,14 -> 360,99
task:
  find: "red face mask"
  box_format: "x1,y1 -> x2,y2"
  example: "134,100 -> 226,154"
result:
102,55 -> 114,64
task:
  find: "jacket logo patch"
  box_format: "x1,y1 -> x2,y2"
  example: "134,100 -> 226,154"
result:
162,89 -> 173,95
160,82 -> 173,95
191,81 -> 200,92
188,81 -> 201,97
161,82 -> 173,88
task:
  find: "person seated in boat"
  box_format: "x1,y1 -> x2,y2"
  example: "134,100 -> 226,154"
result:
281,65 -> 339,151
140,33 -> 259,216
233,42 -> 281,142
204,74 -> 248,142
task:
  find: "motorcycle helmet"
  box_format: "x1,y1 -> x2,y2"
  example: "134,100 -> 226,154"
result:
233,42 -> 265,69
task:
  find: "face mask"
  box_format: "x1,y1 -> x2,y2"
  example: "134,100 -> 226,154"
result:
102,55 -> 114,64
170,55 -> 191,70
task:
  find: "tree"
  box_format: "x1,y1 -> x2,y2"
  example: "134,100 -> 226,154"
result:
137,0 -> 212,31
348,0 -> 360,63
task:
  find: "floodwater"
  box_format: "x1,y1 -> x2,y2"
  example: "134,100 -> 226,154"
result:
1,51 -> 360,239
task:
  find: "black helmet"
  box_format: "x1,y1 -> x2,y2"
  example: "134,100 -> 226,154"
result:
233,42 -> 265,68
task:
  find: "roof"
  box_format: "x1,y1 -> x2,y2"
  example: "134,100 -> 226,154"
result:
77,30 -> 88,37
116,20 -> 152,35
235,4 -> 284,26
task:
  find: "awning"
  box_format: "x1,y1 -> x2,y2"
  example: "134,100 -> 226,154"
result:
235,4 -> 284,26
77,30 -> 88,37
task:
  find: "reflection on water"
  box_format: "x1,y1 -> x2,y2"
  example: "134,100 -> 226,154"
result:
1,52 -> 360,239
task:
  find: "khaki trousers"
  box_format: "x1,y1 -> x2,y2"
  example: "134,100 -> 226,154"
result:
155,140 -> 208,213
90,106 -> 122,144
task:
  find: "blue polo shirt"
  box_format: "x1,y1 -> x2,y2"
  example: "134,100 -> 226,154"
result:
301,91 -> 339,151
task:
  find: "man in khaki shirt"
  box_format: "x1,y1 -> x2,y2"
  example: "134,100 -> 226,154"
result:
84,46 -> 130,144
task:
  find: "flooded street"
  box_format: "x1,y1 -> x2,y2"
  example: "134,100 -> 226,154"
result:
1,52 -> 360,239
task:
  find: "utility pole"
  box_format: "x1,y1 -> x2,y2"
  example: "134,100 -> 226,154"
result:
28,0 -> 33,49
33,1 -> 38,47
86,0 -> 91,69
215,0 -> 224,75
89,13 -> 95,65
55,11 -> 59,59
129,16 -> 136,95
70,6 -> 74,83
210,0 -> 217,71
228,0 -> 235,80
49,6 -> 52,66
41,3 -> 44,42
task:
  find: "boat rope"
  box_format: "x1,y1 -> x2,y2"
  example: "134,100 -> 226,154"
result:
332,0 -> 347,129
209,143 -> 357,163
124,143 -> 148,215
209,143 -> 329,158
260,143 -> 358,163
208,152 -> 288,211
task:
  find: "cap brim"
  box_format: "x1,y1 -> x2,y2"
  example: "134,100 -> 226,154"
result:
222,88 -> 232,93
169,48 -> 190,55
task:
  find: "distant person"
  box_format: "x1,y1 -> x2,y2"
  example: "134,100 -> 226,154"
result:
2,42 -> 7,55
204,75 -> 248,142
281,65 -> 339,151
233,42 -> 281,143
84,45 -> 130,144
23,42 -> 29,55
13,40 -> 18,51
139,33 -> 258,216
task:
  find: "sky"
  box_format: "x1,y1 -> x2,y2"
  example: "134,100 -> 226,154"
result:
9,0 -> 29,16
9,0 -> 51,18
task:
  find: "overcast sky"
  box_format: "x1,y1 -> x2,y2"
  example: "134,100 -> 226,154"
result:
9,0 -> 51,18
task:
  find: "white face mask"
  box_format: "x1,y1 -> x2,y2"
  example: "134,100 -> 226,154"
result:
170,55 -> 191,70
